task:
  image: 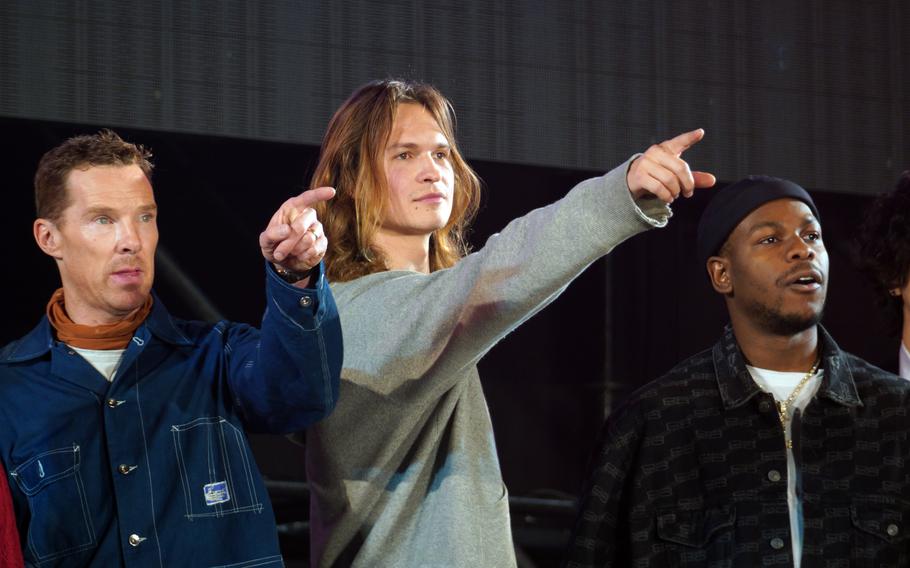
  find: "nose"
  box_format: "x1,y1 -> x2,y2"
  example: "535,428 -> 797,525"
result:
116,220 -> 142,255
788,236 -> 815,261
418,153 -> 442,183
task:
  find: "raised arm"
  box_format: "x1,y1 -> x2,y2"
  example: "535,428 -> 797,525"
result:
335,131 -> 713,401
226,187 -> 343,433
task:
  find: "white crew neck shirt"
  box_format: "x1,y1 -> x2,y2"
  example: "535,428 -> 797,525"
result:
899,342 -> 910,380
69,346 -> 126,382
746,365 -> 825,568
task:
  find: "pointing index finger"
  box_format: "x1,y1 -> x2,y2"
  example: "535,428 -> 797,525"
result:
661,128 -> 705,156
295,186 -> 336,209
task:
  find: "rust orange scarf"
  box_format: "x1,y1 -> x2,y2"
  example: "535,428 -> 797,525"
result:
46,288 -> 153,350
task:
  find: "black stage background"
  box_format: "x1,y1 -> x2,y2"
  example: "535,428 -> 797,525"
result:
0,116 -> 898,565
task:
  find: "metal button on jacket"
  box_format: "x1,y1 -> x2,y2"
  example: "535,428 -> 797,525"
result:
888,523 -> 900,537
767,469 -> 782,482
770,537 -> 785,550
118,464 -> 137,475
299,296 -> 313,308
128,534 -> 145,547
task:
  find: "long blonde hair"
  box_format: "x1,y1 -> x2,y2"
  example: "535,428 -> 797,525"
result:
310,80 -> 482,282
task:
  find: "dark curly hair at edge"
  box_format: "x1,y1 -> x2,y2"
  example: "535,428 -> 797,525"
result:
857,171 -> 910,336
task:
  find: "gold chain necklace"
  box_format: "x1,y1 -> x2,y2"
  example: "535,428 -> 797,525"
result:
776,359 -> 820,449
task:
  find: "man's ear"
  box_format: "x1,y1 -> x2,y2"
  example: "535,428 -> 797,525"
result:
707,256 -> 732,294
34,218 -> 63,259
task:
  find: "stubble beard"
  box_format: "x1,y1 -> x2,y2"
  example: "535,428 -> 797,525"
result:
745,297 -> 824,336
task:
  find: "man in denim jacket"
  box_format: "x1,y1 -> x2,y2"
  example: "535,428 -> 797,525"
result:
0,130 -> 342,566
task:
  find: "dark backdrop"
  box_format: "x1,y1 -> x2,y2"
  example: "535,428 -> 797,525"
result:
0,116 -> 613,498
0,117 -> 899,565
2,1 -> 908,195
0,115 -> 897,490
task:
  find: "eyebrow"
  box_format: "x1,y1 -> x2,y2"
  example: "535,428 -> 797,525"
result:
747,216 -> 819,235
84,203 -> 158,217
386,142 -> 451,152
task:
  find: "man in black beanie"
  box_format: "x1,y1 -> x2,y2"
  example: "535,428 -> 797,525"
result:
565,177 -> 910,567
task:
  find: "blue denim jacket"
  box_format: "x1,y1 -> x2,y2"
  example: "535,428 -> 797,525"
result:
0,265 -> 342,567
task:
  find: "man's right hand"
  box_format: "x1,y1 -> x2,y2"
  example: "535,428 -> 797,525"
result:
259,186 -> 335,278
626,129 -> 716,203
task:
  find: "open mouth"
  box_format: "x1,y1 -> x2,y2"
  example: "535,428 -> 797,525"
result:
786,270 -> 823,291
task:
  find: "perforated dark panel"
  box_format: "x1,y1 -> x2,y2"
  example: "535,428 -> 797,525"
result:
1,0 -> 907,193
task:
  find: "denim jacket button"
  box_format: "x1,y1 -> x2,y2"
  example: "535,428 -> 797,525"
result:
888,524 -> 900,537
770,537 -> 785,550
128,533 -> 145,547
107,398 -> 120,408
299,296 -> 313,308
118,464 -> 137,475
767,469 -> 782,482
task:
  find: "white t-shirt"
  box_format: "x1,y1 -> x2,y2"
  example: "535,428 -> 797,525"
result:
746,365 -> 824,568
70,346 -> 126,382
899,342 -> 910,380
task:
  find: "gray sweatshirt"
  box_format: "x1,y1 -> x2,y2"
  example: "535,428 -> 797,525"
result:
303,157 -> 671,567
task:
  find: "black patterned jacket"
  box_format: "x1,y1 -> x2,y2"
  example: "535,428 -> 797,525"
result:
566,324 -> 910,568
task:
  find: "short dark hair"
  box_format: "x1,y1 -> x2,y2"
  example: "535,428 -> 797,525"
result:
34,129 -> 154,221
857,171 -> 910,335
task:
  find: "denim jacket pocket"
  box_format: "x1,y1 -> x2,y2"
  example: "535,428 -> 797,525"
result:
171,417 -> 263,519
11,444 -> 96,562
851,499 -> 910,567
656,505 -> 736,567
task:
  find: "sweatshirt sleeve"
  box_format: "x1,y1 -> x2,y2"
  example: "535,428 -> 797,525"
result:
225,261 -> 343,433
333,156 -> 670,402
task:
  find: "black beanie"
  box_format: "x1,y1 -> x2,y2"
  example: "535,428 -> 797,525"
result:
696,175 -> 819,267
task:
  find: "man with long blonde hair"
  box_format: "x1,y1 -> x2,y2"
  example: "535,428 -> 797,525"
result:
299,79 -> 715,566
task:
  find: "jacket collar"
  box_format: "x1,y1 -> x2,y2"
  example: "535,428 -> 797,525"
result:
714,323 -> 861,409
0,291 -> 193,363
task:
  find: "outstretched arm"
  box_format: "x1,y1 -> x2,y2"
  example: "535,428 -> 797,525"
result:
333,131 -> 713,402
227,186 -> 343,433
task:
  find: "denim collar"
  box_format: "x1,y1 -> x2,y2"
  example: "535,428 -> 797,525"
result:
713,323 -> 861,410
0,291 -> 194,363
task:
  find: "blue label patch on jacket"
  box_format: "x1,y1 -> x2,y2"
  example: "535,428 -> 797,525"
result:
203,481 -> 230,506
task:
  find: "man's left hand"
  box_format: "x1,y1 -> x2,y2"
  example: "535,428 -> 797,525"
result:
626,129 -> 716,203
